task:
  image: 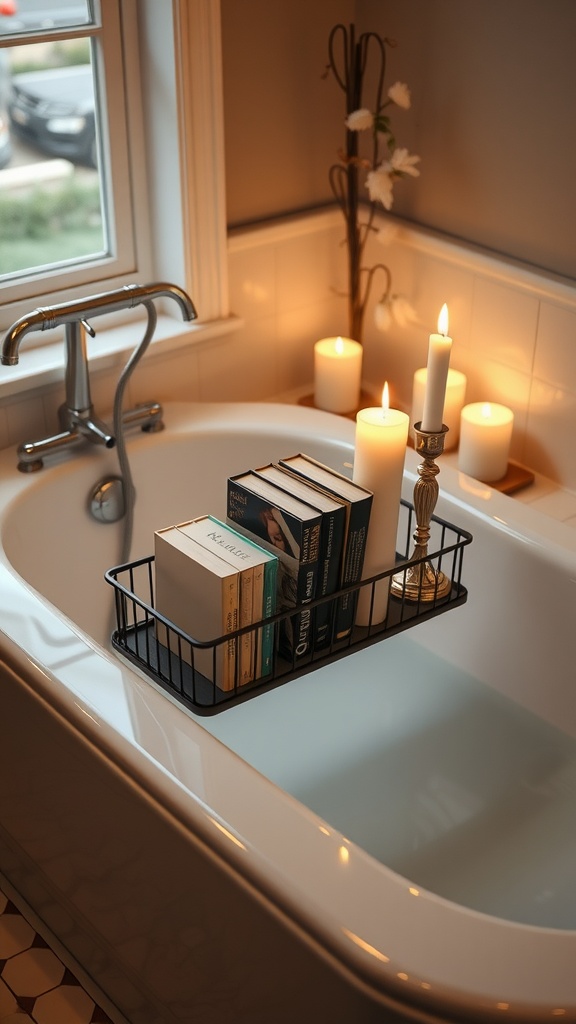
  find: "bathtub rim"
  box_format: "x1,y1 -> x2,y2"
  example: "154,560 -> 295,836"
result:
0,399 -> 575,1023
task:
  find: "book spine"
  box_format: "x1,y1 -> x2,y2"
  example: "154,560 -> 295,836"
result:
253,464 -> 345,650
219,572 -> 239,691
259,557 -> 277,674
314,507 -> 340,649
237,565 -> 255,685
175,519 -> 252,686
334,504 -> 371,639
227,479 -> 319,660
250,562 -> 264,679
277,457 -> 372,640
204,515 -> 276,681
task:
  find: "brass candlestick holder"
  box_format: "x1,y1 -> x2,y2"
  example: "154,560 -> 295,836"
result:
391,422 -> 452,602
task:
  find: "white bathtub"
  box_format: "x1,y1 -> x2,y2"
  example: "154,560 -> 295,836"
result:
0,400 -> 575,1024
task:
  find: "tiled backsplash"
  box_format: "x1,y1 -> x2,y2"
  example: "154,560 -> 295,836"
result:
227,210 -> 576,493
358,220 -> 576,491
1,208 -> 575,495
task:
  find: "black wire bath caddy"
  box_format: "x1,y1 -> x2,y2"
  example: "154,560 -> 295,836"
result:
105,499 -> 472,715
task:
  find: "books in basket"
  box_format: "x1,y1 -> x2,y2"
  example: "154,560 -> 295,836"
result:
278,453 -> 373,639
177,516 -> 278,682
154,526 -> 239,691
227,471 -> 322,661
252,463 -> 347,650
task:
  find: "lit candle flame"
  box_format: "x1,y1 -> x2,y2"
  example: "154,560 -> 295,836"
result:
481,402 -> 492,419
335,336 -> 344,355
437,303 -> 449,336
381,381 -> 390,415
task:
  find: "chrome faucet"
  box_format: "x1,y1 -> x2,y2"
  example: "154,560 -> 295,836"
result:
1,282 -> 197,472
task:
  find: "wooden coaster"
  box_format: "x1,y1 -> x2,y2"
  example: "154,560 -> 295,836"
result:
490,461 -> 535,495
297,391 -> 378,421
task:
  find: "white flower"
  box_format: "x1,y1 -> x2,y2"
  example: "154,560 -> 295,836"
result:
374,300 -> 392,332
375,294 -> 419,332
390,147 -> 421,177
390,294 -> 419,327
366,164 -> 394,209
388,81 -> 411,110
376,221 -> 400,247
345,108 -> 374,131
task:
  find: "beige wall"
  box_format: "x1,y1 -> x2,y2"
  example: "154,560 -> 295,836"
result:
222,0 -> 576,280
221,0 -> 353,226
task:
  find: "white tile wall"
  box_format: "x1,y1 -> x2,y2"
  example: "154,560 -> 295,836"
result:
225,215 -> 348,400
469,277 -> 539,376
358,217 -> 576,500
1,209 -> 576,522
533,301 -> 576,389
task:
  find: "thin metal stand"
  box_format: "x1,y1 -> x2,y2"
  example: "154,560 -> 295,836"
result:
391,422 -> 452,602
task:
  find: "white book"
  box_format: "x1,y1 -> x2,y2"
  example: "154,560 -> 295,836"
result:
154,526 -> 239,691
177,516 -> 277,683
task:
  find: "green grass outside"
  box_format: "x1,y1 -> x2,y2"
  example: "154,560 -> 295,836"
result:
0,176 -> 105,275
0,227 -> 106,274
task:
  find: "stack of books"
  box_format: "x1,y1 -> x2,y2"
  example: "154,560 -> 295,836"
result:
153,454 -> 373,694
227,454 -> 373,661
154,516 -> 278,691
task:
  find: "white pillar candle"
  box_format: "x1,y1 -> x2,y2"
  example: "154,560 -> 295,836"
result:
458,402 -> 514,482
411,367 -> 467,449
314,336 -> 363,414
421,304 -> 452,433
353,384 -> 409,625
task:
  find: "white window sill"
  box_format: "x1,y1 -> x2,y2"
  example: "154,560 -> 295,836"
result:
0,314 -> 242,400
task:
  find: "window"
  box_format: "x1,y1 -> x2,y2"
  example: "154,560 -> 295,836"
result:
0,0 -> 151,331
0,0 -> 229,355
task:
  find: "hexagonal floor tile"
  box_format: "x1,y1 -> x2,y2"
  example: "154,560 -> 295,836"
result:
2,946 -> 65,997
0,914 -> 35,959
0,883 -> 116,1024
33,983 -> 97,1024
0,975 -> 19,1016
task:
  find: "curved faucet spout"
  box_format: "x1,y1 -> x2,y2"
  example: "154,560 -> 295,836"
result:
1,280 -> 197,471
1,281 -> 197,366
132,282 -> 198,323
1,309 -> 50,365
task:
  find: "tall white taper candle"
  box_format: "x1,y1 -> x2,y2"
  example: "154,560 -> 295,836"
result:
421,304 -> 452,433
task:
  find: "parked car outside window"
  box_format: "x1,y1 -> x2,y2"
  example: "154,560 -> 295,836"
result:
8,63 -> 96,167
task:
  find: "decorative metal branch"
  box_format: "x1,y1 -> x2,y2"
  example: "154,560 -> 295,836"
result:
325,23 -> 420,344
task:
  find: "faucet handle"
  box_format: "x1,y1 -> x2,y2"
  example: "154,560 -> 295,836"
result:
80,318 -> 96,338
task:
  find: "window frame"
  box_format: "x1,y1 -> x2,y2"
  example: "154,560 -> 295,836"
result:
0,0 -> 228,341
0,0 -> 153,329
142,0 -> 228,322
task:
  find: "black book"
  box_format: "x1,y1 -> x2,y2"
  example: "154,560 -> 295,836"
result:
253,462 -> 347,650
227,471 -> 322,661
278,453 -> 373,639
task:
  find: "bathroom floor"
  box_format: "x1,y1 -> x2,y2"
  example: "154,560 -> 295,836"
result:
0,878 -> 119,1024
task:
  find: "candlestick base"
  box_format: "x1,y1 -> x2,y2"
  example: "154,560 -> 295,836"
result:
391,422 -> 452,603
